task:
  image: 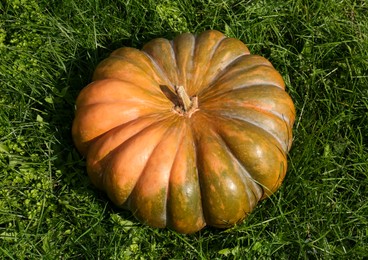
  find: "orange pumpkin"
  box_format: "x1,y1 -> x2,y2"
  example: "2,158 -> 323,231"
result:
72,30 -> 295,234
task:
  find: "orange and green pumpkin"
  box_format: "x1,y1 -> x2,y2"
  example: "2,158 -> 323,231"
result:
72,30 -> 295,234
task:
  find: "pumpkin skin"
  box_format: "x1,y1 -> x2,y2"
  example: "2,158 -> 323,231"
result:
72,30 -> 295,234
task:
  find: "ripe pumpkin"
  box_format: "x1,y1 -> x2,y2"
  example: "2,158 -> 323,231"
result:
72,30 -> 295,234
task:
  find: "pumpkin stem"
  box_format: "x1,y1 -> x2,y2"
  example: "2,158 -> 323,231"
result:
159,85 -> 198,117
175,85 -> 192,112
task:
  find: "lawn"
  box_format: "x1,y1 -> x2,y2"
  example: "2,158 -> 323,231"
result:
1,0 -> 367,259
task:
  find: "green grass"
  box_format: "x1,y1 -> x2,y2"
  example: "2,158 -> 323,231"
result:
1,0 -> 367,258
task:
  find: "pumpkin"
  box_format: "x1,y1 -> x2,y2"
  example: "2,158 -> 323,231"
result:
72,30 -> 295,234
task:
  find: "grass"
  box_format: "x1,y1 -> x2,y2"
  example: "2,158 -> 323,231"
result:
0,0 -> 367,258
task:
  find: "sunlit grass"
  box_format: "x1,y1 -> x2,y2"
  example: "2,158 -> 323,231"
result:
1,0 -> 367,258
